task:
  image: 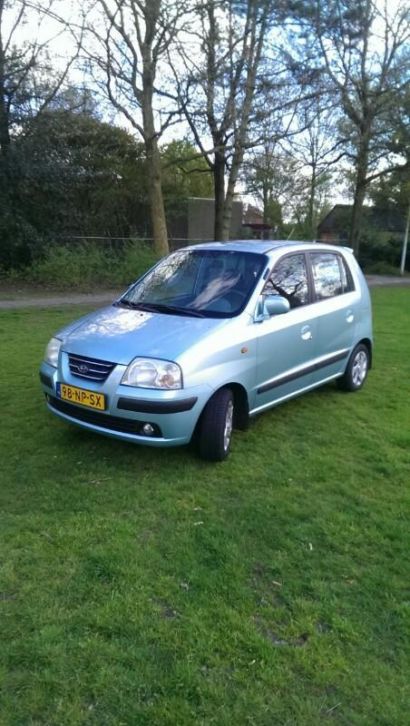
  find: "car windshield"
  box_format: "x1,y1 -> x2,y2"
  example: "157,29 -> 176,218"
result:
119,249 -> 267,318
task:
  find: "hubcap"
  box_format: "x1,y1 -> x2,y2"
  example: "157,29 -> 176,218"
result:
223,400 -> 234,451
352,350 -> 368,387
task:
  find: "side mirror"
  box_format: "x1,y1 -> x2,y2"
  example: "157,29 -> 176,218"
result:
263,294 -> 290,316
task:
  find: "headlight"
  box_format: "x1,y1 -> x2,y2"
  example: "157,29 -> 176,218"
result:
121,357 -> 182,389
44,337 -> 62,367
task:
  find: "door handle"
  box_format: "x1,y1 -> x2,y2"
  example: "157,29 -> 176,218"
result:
346,310 -> 354,324
301,325 -> 313,341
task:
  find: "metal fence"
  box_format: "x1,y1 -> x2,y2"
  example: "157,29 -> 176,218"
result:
54,236 -> 215,251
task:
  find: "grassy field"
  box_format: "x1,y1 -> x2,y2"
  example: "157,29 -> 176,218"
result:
1,288 -> 409,725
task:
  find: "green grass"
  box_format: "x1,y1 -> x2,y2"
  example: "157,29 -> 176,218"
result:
1,288 -> 410,725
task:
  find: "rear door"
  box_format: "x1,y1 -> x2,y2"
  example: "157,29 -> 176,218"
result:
253,252 -> 318,413
308,251 -> 358,384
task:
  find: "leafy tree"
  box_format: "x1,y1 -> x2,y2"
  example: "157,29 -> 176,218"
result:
0,0 -> 83,266
369,90 -> 410,271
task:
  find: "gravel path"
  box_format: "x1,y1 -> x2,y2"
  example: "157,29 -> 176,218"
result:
0,291 -> 122,310
0,276 -> 409,310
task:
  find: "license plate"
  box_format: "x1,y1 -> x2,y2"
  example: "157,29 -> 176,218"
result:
56,383 -> 106,410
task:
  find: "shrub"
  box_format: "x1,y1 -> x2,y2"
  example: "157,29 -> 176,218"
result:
5,241 -> 158,291
358,230 -> 406,271
364,261 -> 403,276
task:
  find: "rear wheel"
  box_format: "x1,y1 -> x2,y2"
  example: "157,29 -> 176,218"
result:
198,388 -> 234,461
338,343 -> 370,392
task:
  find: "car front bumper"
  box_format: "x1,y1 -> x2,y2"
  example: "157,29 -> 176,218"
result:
39,358 -> 213,447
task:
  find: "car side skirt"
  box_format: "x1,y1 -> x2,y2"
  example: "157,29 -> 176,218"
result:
256,349 -> 350,395
250,372 -> 343,416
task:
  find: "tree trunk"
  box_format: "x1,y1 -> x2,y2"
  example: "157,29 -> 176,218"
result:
263,183 -> 269,226
222,161 -> 242,241
213,149 -> 225,240
349,138 -> 369,256
0,26 -> 11,162
146,135 -> 169,257
141,50 -> 169,257
221,191 -> 233,241
349,176 -> 367,257
0,97 -> 10,160
307,166 -> 316,240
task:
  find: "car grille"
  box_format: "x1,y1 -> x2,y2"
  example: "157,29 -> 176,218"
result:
68,353 -> 116,382
47,395 -> 161,437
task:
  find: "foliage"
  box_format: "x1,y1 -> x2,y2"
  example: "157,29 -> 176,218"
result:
1,288 -> 410,722
0,111 -> 148,269
21,111 -> 147,231
369,85 -> 410,218
0,110 -> 215,271
358,232 -> 407,272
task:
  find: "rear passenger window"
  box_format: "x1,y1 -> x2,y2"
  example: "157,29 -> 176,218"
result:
264,254 -> 309,308
339,256 -> 355,292
311,252 -> 353,300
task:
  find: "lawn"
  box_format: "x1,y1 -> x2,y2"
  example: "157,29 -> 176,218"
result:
1,288 -> 409,725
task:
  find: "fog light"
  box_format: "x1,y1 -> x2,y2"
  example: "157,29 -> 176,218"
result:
142,423 -> 155,436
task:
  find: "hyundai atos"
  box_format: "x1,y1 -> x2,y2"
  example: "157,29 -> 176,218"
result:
40,241 -> 372,460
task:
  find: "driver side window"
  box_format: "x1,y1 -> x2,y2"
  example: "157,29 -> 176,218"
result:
264,254 -> 309,308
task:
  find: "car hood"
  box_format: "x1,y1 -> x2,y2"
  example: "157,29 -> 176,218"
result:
58,305 -> 229,365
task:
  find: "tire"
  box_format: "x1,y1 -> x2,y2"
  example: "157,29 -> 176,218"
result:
338,343 -> 370,392
198,388 -> 234,461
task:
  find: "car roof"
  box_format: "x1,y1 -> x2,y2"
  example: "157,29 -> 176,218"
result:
182,240 -> 352,256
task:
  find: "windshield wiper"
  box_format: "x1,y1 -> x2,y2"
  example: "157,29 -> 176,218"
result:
114,299 -> 141,309
139,302 -> 206,318
115,300 -> 206,317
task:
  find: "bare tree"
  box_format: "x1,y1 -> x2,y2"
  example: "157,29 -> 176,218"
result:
245,147 -> 303,234
173,0 -> 277,240
285,103 -> 345,238
297,0 -> 410,254
87,0 -> 190,256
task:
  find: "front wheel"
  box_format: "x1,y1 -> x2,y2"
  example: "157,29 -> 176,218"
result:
198,388 -> 234,461
338,343 -> 370,392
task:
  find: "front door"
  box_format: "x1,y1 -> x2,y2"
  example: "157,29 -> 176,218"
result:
252,253 -> 318,414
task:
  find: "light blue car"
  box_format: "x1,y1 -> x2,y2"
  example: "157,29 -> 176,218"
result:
40,241 -> 372,460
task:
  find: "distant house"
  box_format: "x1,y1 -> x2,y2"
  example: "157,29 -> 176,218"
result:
242,204 -> 273,239
317,204 -> 405,244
